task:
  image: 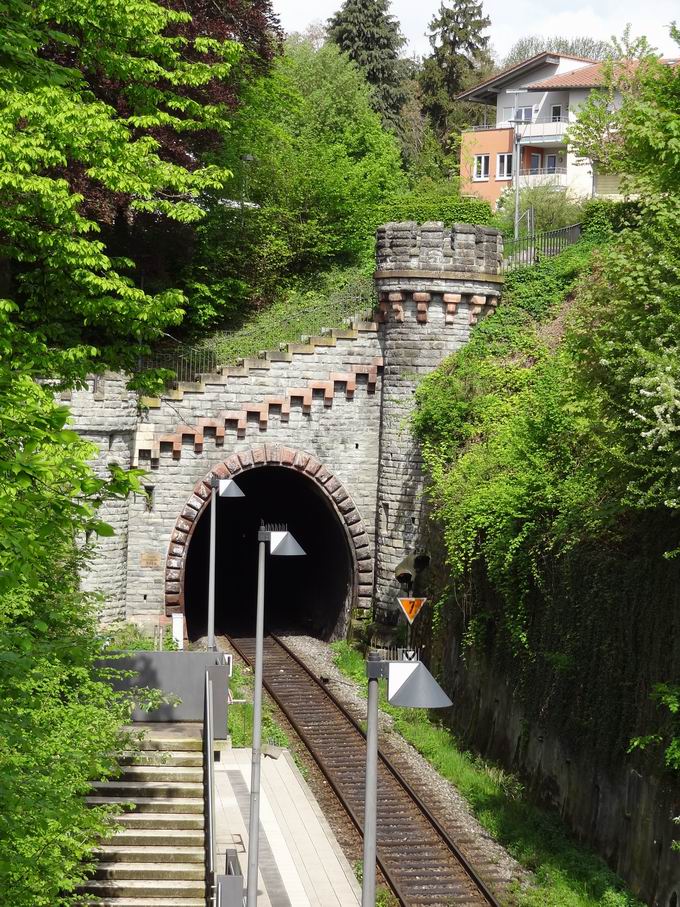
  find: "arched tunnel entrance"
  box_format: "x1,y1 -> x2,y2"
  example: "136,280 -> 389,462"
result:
183,466 -> 355,641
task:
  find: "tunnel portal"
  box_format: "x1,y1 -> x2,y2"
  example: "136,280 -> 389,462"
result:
183,466 -> 354,641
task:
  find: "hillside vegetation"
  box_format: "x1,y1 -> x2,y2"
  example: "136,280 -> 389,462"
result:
413,44 -> 680,784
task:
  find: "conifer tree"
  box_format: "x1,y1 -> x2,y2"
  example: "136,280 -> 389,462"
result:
419,0 -> 492,141
327,0 -> 406,129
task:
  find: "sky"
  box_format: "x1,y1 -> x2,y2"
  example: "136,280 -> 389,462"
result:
272,0 -> 679,61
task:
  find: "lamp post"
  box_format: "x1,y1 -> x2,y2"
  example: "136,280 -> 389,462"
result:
513,122 -> 522,241
361,653 -> 453,907
246,523 -> 305,907
207,476 -> 244,652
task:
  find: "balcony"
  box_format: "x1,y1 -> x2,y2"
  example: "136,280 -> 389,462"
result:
519,166 -> 568,188
468,116 -> 570,142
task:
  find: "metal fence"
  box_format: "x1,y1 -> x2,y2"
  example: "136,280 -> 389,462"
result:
137,344 -> 219,385
502,222 -> 582,272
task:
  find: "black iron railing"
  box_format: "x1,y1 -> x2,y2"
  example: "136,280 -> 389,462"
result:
502,222 -> 582,272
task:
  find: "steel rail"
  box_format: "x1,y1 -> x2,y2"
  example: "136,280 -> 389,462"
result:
228,634 -> 501,907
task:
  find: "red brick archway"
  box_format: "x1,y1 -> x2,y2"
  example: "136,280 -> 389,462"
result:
164,444 -> 374,625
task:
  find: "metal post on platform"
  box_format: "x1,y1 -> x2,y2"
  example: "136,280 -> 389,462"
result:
246,538 -> 266,907
362,652 -> 383,907
246,524 -> 305,907
207,477 -> 244,652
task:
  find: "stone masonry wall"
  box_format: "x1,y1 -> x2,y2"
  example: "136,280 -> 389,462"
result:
64,373 -> 138,622
373,222 -> 503,618
69,222 -> 504,630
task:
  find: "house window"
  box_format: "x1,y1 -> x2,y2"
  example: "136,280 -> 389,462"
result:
514,106 -> 534,122
551,104 -> 563,122
473,154 -> 489,181
497,153 -> 513,179
546,154 -> 557,174
529,152 -> 542,173
502,106 -> 514,123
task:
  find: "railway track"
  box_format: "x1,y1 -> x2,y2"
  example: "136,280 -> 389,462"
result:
229,634 -> 501,907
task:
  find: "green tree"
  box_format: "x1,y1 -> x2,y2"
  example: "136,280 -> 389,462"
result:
0,0 -> 250,901
186,37 -> 406,313
0,0 -> 244,382
327,0 -> 407,130
419,0 -> 493,143
501,35 -> 614,68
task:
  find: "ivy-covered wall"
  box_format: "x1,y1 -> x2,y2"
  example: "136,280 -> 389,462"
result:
412,213 -> 680,904
420,515 -> 680,904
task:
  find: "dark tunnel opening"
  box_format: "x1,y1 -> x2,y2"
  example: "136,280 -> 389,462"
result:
183,466 -> 354,641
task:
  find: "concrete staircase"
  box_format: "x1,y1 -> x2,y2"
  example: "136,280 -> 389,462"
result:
83,726 -> 207,907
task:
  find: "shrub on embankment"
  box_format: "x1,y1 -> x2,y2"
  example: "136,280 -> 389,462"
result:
411,49 -> 680,895
412,40 -> 680,785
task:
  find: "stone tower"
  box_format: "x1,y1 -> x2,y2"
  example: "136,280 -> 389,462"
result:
373,222 -> 503,621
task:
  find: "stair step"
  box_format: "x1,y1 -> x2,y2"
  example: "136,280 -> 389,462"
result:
119,766 -> 203,783
93,862 -> 205,881
92,781 -> 203,799
83,900 -> 205,907
96,845 -> 204,864
82,879 -> 204,897
103,829 -> 204,848
132,737 -> 202,753
115,813 -> 204,830
87,797 -> 204,814
119,751 -> 203,768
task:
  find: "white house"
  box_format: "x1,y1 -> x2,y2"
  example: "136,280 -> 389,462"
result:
456,52 -> 622,206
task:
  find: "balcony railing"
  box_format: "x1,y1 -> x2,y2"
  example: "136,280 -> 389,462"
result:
502,223 -> 583,272
519,166 -> 567,177
468,115 -> 570,132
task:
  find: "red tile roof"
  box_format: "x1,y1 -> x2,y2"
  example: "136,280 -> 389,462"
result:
527,58 -> 679,90
455,51 -> 598,102
526,62 -> 609,90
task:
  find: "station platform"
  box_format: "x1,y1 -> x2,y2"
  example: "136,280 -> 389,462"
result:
215,747 -> 361,906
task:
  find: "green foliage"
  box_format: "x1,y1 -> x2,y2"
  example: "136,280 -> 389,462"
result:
0,368 -> 144,905
333,643 -> 640,907
227,662 -> 289,749
201,267 -> 374,364
581,199 -> 640,240
497,185 -> 587,236
419,0 -> 493,141
502,35 -> 614,68
414,27 -> 680,782
186,37 -> 405,316
0,0 -> 245,895
0,0 -> 243,380
327,0 -> 406,130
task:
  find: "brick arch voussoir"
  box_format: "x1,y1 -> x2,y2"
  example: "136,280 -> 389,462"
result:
164,444 -> 374,622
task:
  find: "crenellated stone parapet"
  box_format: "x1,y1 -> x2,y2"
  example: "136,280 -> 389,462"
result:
375,221 -> 503,279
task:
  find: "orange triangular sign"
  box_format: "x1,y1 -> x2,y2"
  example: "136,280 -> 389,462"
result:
397,597 -> 427,625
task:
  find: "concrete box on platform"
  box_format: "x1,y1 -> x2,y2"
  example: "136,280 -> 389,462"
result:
99,651 -> 229,737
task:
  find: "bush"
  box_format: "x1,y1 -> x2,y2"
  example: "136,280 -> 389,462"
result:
581,198 -> 640,239
497,184 -> 586,237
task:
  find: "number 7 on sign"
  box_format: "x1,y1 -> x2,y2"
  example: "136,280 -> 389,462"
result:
397,597 -> 427,625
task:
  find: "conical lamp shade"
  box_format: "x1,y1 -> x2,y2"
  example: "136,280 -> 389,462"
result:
269,531 -> 306,556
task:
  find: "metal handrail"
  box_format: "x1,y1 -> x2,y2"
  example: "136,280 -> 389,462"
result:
502,222 -> 583,272
204,671 -> 216,905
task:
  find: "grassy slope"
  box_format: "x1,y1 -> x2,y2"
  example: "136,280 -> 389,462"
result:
331,643 -> 641,907
198,268 -> 375,365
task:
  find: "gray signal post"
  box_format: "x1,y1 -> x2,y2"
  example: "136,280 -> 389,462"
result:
246,524 -> 305,907
362,653 -> 452,907
207,477 -> 244,651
